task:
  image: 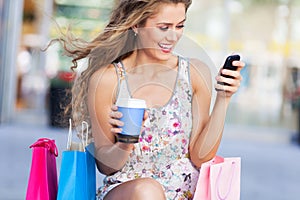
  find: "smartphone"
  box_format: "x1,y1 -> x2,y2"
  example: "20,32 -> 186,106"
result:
220,54 -> 240,85
223,54 -> 240,72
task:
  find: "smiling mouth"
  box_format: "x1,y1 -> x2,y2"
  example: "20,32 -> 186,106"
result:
158,43 -> 173,53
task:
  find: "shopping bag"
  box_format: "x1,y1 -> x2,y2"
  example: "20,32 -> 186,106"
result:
193,156 -> 241,200
26,138 -> 58,200
57,120 -> 96,200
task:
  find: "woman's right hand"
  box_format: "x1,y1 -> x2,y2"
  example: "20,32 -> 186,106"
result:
109,105 -> 136,151
108,105 -> 124,136
109,104 -> 149,136
108,104 -> 148,150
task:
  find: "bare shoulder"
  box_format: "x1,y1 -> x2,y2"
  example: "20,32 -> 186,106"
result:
89,64 -> 118,102
89,64 -> 117,90
189,58 -> 212,94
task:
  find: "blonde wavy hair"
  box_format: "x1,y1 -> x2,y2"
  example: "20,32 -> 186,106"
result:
57,0 -> 192,135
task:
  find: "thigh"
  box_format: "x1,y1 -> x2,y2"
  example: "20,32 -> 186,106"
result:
104,177 -> 166,200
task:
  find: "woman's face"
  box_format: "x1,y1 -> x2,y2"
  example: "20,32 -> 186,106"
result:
136,3 -> 186,62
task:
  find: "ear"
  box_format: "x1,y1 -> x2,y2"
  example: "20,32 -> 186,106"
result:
131,25 -> 138,35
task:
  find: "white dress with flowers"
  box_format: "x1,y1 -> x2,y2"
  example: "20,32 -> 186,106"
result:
97,57 -> 199,200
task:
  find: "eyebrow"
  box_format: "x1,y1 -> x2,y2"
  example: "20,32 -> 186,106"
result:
157,19 -> 186,26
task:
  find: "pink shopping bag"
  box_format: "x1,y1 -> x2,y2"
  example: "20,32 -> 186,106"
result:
193,156 -> 241,200
26,138 -> 58,200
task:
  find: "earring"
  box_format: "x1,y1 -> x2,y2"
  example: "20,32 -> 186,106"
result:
134,32 -> 137,37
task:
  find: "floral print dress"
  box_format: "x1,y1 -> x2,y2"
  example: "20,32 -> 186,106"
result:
97,57 -> 199,200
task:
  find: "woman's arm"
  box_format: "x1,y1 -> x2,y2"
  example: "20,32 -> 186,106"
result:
189,58 -> 244,168
88,65 -> 134,175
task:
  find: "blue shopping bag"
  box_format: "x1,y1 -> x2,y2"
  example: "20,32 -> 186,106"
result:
57,120 -> 96,200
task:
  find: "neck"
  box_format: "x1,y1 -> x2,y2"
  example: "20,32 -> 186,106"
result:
124,49 -> 177,70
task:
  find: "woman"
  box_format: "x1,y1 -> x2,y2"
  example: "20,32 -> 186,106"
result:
60,0 -> 244,199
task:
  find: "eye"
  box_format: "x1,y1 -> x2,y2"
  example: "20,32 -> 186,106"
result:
158,26 -> 169,31
176,24 -> 185,29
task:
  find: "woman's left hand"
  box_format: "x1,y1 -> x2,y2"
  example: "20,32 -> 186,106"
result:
214,60 -> 245,97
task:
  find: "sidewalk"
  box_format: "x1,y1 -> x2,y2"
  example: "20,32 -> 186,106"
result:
0,109 -> 300,200
219,124 -> 300,200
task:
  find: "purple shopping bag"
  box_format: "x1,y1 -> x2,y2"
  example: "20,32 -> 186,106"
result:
193,156 -> 241,200
26,138 -> 58,200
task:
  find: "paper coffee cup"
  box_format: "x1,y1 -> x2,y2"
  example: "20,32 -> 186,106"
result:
116,98 -> 146,143
116,98 -> 147,109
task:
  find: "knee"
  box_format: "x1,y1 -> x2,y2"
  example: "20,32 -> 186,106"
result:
131,178 -> 166,200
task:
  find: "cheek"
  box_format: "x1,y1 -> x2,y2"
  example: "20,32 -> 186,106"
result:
177,31 -> 183,41
151,29 -> 166,40
139,30 -> 164,46
178,29 -> 184,37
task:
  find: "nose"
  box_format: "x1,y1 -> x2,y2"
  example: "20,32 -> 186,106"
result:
166,29 -> 179,42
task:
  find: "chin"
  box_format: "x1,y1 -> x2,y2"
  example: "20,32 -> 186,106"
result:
154,50 -> 174,61
141,48 -> 174,63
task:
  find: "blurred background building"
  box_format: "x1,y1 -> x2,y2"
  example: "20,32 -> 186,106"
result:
186,0 -> 300,131
1,0 -> 114,127
1,0 -> 300,131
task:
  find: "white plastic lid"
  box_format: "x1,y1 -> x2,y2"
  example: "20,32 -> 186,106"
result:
116,98 -> 147,108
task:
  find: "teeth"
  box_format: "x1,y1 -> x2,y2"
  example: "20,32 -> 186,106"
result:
159,43 -> 172,50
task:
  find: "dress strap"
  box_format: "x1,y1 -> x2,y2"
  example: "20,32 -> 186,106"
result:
176,57 -> 193,101
114,62 -> 126,80
113,62 -> 131,100
178,56 -> 191,84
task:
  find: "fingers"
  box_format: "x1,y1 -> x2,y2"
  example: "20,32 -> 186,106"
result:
109,105 -> 148,137
108,118 -> 124,127
110,104 -> 119,113
215,60 -> 245,95
218,69 -> 242,83
215,74 -> 241,93
110,127 -> 123,134
232,61 -> 245,73
109,105 -> 123,135
214,81 -> 239,94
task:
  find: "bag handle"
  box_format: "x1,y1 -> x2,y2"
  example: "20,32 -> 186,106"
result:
212,156 -> 224,164
67,119 -> 89,151
81,121 -> 89,150
30,138 -> 58,157
216,161 -> 236,200
67,119 -> 73,150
